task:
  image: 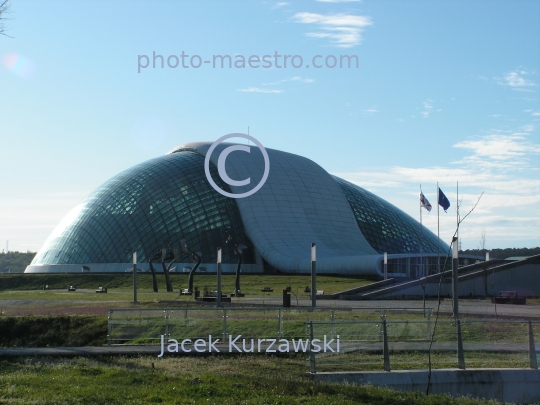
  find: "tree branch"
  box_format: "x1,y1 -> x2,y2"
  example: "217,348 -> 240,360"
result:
0,0 -> 12,38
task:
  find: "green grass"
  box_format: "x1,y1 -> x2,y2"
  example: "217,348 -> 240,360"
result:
0,316 -> 108,347
0,355 -> 502,405
314,351 -> 531,372
0,273 -> 373,296
0,289 -> 181,302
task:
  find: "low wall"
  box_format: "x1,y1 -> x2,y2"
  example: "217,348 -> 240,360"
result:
314,368 -> 540,404
367,261 -> 540,299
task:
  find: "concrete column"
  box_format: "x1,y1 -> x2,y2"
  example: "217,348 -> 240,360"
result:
132,251 -> 138,304
311,243 -> 316,308
217,248 -> 222,307
384,252 -> 387,280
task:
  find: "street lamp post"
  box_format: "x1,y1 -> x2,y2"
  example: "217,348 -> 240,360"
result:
311,243 -> 316,308
217,248 -> 222,307
133,251 -> 138,304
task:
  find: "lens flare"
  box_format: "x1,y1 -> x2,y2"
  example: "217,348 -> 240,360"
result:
3,53 -> 36,79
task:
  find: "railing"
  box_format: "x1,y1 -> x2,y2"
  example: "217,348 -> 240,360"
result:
305,319 -> 540,373
107,307 -> 433,345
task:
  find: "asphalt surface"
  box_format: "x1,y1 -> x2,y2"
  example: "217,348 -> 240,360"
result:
0,341 -> 536,358
235,297 -> 540,319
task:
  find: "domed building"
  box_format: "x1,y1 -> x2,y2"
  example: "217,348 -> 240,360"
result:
25,141 -> 449,277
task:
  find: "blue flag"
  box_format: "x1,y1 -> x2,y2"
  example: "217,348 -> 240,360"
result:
438,187 -> 450,212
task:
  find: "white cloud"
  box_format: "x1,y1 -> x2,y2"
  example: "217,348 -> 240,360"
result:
272,2 -> 289,9
316,0 -> 361,2
453,129 -> 540,171
362,107 -> 378,115
293,12 -> 371,27
263,76 -> 314,86
497,71 -> 536,89
237,87 -> 283,93
292,12 -> 372,48
242,77 -> 313,95
331,125 -> 540,249
421,100 -> 433,118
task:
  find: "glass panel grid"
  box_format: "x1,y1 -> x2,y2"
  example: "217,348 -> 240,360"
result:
33,151 -> 253,265
333,176 -> 449,254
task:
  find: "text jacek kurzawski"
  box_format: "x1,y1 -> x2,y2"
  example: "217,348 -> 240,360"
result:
158,335 -> 340,357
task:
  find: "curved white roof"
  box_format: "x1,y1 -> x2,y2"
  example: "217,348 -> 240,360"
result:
173,142 -> 381,274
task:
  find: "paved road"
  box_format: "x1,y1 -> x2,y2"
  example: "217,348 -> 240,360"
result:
1,341 -> 536,358
0,296 -> 540,319
235,297 -> 540,319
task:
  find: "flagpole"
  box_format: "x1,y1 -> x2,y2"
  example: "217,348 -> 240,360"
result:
437,182 -> 440,274
456,181 -> 459,245
420,184 -> 424,277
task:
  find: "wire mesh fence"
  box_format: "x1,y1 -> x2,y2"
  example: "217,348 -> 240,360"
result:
307,319 -> 539,372
106,307 -> 538,372
107,307 -> 433,345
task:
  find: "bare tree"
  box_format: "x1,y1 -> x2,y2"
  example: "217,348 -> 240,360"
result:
0,0 -> 12,37
426,191 -> 484,395
479,229 -> 486,251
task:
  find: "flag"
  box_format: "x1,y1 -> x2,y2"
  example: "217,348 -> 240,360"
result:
420,192 -> 432,212
438,187 -> 450,212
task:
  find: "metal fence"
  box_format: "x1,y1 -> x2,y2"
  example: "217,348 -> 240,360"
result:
306,319 -> 540,373
107,307 -> 433,345
107,307 -> 538,372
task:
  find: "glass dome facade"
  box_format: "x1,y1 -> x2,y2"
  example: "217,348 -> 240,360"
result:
29,144 -> 449,274
333,176 -> 449,254
31,151 -> 252,266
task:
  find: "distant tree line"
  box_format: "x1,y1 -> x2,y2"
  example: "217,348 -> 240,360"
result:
0,252 -> 37,273
460,247 -> 540,260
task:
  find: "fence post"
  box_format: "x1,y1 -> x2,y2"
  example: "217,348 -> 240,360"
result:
529,320 -> 538,370
278,309 -> 282,340
309,321 -> 316,374
165,309 -> 170,340
107,309 -> 112,345
331,309 -> 335,340
382,319 -> 390,371
457,320 -> 466,370
222,308 -> 227,343
426,309 -> 432,340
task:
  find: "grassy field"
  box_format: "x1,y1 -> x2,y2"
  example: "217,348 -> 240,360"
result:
0,273 -> 373,296
0,272 -> 530,404
314,351 -> 531,372
0,316 -> 108,348
0,273 -> 375,318
0,355 -> 502,405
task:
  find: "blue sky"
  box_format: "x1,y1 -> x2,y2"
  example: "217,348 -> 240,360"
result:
1,0 -> 539,253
